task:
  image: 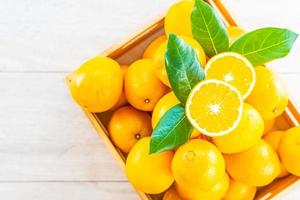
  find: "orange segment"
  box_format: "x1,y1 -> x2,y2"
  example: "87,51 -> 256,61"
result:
186,80 -> 243,136
205,52 -> 255,99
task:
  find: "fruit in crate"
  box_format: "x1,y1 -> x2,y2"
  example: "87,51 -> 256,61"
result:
186,80 -> 243,137
68,0 -> 299,199
70,57 -> 123,112
172,139 -> 225,191
263,130 -> 289,177
143,35 -> 167,59
125,137 -> 174,194
212,103 -> 264,153
278,127 -> 300,176
164,0 -> 194,37
224,139 -> 281,186
205,52 -> 255,99
108,106 -> 152,153
223,178 -> 256,200
246,66 -> 289,120
124,59 -> 168,111
175,172 -> 229,200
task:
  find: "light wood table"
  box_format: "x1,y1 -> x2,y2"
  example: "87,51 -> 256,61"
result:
0,0 -> 299,199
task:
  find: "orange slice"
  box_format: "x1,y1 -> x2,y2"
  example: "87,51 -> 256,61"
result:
186,80 -> 243,137
205,52 -> 255,99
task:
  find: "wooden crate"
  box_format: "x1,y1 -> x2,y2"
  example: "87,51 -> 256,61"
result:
66,0 -> 300,199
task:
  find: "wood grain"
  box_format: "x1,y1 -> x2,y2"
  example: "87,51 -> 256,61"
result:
0,73 -> 127,181
0,182 -> 139,200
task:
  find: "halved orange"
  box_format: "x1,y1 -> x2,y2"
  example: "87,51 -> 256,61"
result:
186,80 -> 243,137
205,52 -> 255,99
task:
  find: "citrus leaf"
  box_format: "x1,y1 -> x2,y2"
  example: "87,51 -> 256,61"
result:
230,27 -> 298,66
191,0 -> 229,57
149,104 -> 193,154
165,33 -> 205,104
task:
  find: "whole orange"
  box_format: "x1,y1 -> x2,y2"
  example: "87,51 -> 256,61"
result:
278,126 -> 300,176
108,106 -> 152,153
213,103 -> 264,153
223,178 -> 256,200
125,137 -> 174,194
165,0 -> 194,37
224,139 -> 280,187
175,173 -> 229,200
70,57 -> 123,112
172,139 -> 225,191
263,130 -> 289,178
143,35 -> 167,59
246,66 -> 288,120
125,59 -> 168,111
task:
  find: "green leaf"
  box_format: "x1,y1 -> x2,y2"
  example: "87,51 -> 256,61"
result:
149,105 -> 193,154
230,27 -> 298,66
191,0 -> 229,57
165,33 -> 205,104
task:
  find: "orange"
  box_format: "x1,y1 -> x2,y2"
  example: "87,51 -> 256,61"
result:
165,0 -> 194,37
205,52 -> 255,99
263,118 -> 275,135
175,173 -> 229,200
263,130 -> 289,178
163,186 -> 183,200
225,139 -> 280,186
108,106 -> 152,153
110,64 -> 129,111
186,80 -> 243,137
246,66 -> 288,120
223,178 -> 256,200
143,35 -> 167,59
213,103 -> 264,153
172,139 -> 225,191
227,26 -> 246,44
153,36 -> 206,87
125,137 -> 174,194
152,92 -> 201,138
70,57 -> 123,112
124,59 -> 168,111
278,126 -> 300,176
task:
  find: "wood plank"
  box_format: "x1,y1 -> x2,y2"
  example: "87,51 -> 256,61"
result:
0,0 -> 177,72
0,181 -> 139,200
0,73 -> 127,181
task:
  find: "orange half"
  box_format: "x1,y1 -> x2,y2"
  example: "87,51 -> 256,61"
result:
186,80 -> 243,137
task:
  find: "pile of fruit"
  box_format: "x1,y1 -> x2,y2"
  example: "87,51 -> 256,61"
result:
69,0 -> 299,199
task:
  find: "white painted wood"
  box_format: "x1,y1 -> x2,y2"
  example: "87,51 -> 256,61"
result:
0,0 -> 177,72
0,182 -> 139,200
0,73 -> 127,181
